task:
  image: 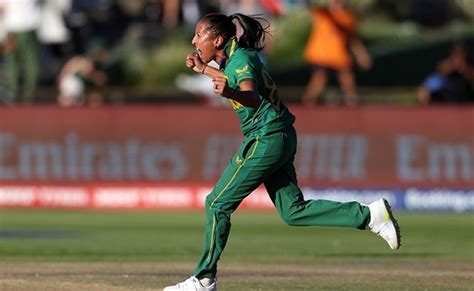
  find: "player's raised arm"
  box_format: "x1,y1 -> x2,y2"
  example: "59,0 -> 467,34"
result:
185,52 -> 225,79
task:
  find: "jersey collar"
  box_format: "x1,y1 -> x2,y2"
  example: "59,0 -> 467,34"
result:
220,37 -> 238,70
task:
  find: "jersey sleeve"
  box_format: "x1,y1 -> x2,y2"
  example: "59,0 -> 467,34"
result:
231,55 -> 257,84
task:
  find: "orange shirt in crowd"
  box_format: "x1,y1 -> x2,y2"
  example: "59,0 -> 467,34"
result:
304,7 -> 356,70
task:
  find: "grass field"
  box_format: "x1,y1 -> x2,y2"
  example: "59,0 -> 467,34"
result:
0,209 -> 473,290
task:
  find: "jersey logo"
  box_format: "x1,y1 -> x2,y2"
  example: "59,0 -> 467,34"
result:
235,65 -> 248,74
235,156 -> 243,165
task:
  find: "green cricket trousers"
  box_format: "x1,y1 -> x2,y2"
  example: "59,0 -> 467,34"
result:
194,126 -> 370,279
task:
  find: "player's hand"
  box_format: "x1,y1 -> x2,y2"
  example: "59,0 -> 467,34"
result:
212,76 -> 230,97
186,53 -> 206,74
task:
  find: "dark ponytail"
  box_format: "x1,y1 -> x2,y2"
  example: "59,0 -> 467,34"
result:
200,13 -> 270,52
230,13 -> 269,51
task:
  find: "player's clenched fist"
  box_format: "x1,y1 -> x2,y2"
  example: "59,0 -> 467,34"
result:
186,53 -> 206,74
212,76 -> 230,97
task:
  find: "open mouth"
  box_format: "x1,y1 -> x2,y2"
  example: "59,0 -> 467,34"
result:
194,47 -> 203,60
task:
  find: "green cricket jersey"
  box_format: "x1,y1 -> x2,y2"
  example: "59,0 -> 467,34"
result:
221,37 -> 295,137
193,39 -> 371,281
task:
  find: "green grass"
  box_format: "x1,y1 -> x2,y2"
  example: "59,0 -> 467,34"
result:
0,210 -> 473,290
1,210 -> 473,261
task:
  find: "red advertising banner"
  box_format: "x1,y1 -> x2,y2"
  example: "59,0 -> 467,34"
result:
0,105 -> 473,188
0,184 -> 273,210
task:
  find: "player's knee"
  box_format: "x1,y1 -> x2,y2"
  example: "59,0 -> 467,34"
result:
204,195 -> 213,208
280,206 -> 306,226
204,194 -> 233,215
281,212 -> 299,226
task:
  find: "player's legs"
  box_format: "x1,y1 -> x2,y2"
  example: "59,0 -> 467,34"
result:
194,132 -> 292,279
264,164 -> 402,250
264,127 -> 370,229
264,160 -> 369,229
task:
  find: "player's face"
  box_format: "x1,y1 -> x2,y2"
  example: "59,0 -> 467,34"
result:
192,20 -> 218,63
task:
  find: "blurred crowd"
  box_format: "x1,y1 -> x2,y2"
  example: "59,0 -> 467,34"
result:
0,0 -> 473,107
0,0 -> 298,106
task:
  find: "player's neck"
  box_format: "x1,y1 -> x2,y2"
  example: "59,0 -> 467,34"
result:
215,50 -> 226,65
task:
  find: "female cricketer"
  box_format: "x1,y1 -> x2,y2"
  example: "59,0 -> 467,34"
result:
164,13 -> 400,291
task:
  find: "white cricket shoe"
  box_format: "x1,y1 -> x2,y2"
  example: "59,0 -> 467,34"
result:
368,198 -> 401,250
163,276 -> 217,291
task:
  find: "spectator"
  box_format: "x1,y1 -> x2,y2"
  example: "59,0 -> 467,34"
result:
418,42 -> 474,105
0,0 -> 41,104
37,0 -> 71,57
56,43 -> 109,107
301,0 -> 371,106
220,0 -> 266,15
162,0 -> 181,28
0,31 -> 15,55
160,0 -> 212,28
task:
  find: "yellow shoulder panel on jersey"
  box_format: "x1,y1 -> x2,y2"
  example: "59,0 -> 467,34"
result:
235,65 -> 249,74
